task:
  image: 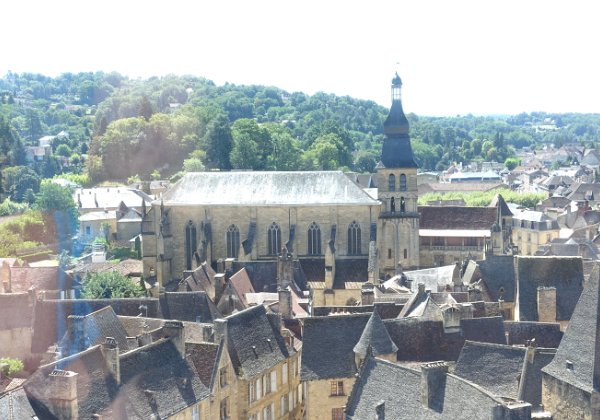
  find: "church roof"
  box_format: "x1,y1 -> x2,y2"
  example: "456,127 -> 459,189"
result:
159,171 -> 379,206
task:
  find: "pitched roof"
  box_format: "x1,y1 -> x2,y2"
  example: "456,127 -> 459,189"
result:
228,267 -> 255,308
353,310 -> 398,358
225,304 -> 290,379
74,187 -> 152,211
515,256 -> 584,322
59,306 -> 131,357
179,262 -> 217,296
542,264 -> 600,393
345,356 -> 504,419
301,314 -> 370,381
454,341 -> 527,399
0,387 -> 38,420
120,339 -> 209,418
25,346 -> 125,419
31,298 -> 160,353
504,321 -> 563,348
418,206 -> 497,230
160,171 -> 380,206
478,255 -> 516,302
9,266 -> 72,292
460,316 -> 507,344
159,291 -> 221,323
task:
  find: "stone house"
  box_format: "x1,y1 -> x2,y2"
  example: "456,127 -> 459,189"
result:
541,264 -> 600,419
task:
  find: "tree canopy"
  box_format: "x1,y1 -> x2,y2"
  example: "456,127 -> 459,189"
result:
81,271 -> 145,299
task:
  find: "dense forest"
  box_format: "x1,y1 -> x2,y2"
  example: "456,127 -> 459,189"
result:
2,71 -> 600,206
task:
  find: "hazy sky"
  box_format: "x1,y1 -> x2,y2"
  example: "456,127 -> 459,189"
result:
4,1 -> 599,115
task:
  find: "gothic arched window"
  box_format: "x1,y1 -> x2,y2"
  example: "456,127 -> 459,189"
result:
185,221 -> 197,270
388,174 -> 396,191
267,222 -> 281,256
307,222 -> 322,255
226,224 -> 240,258
347,221 -> 361,256
400,174 -> 407,191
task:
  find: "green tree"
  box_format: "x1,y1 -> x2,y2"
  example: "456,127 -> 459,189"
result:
504,157 -> 520,170
55,143 -> 72,157
353,150 -> 377,173
81,271 -> 145,299
0,358 -> 24,377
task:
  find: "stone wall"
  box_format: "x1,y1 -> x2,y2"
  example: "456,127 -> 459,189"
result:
305,377 -> 356,420
542,372 -> 592,419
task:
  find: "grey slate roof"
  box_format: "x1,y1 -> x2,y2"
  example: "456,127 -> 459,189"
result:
353,310 -> 398,358
159,291 -> 221,322
345,356 -> 503,419
478,255 -> 516,302
454,341 -> 527,399
160,171 -> 380,206
25,346 -> 126,419
460,316 -> 507,345
120,339 -> 209,418
515,256 -> 584,322
505,321 -> 563,348
0,387 -> 38,420
301,314 -> 370,381
31,298 -> 160,354
542,264 -> 600,393
225,304 -> 290,380
59,306 -> 131,357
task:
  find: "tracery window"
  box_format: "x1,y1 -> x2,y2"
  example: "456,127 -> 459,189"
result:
267,222 -> 281,255
185,221 -> 197,270
347,221 -> 361,255
307,222 -> 322,255
226,224 -> 240,258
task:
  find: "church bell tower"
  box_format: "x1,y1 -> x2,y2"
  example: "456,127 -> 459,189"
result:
377,73 -> 420,277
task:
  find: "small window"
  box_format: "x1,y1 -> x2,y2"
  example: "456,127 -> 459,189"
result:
307,222 -> 322,255
388,248 -> 392,259
403,248 -> 408,259
388,174 -> 396,191
270,370 -> 277,393
85,225 -> 91,235
248,381 -> 255,403
282,362 -> 288,384
566,360 -> 574,370
220,397 -> 229,420
226,224 -> 240,258
219,366 -> 228,388
192,405 -> 200,420
330,380 -> 345,396
332,407 -> 344,420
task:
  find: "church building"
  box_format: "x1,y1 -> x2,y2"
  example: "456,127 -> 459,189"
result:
141,75 -> 476,297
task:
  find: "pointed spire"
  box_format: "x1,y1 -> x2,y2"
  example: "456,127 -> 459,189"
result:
353,309 -> 398,358
380,73 -> 417,168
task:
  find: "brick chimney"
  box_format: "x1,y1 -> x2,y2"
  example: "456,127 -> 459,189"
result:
162,321 -> 185,359
47,369 -> 79,419
420,361 -> 448,412
101,337 -> 120,384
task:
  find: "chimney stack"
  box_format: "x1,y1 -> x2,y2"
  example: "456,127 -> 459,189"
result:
101,337 -> 120,384
162,321 -> 185,359
278,287 -> 292,319
537,286 -> 557,323
491,401 -> 532,419
47,369 -> 79,419
214,273 -> 227,303
214,318 -> 228,345
420,361 -> 448,412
